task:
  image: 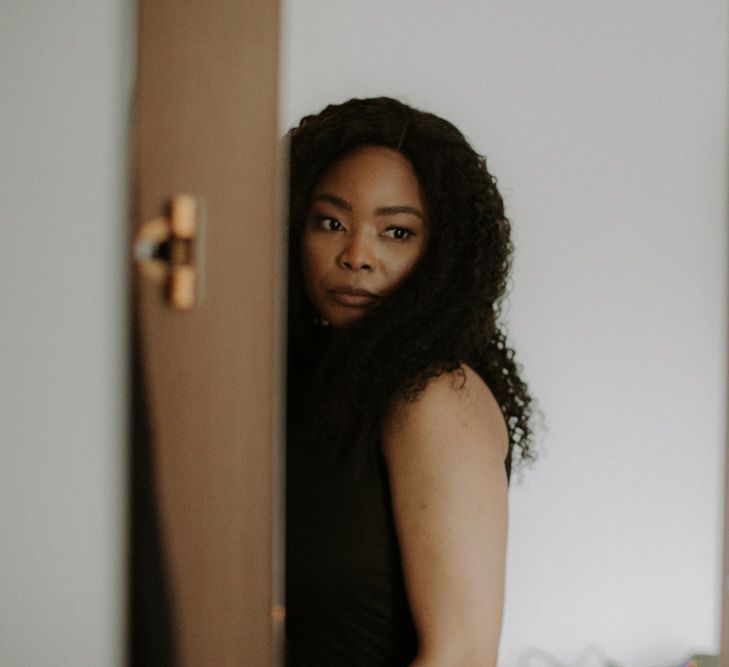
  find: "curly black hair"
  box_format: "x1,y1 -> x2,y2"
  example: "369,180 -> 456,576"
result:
287,97 -> 534,476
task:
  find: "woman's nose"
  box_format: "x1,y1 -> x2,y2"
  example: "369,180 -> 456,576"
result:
337,233 -> 375,271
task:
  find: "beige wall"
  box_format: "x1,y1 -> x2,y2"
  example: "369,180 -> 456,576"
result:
1,1 -> 134,664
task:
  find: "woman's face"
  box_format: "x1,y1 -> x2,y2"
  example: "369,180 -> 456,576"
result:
301,145 -> 428,327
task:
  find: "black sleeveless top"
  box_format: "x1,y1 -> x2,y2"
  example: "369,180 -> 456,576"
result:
285,432 -> 418,666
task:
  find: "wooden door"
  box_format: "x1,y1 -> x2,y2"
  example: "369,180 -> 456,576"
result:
130,1 -> 284,665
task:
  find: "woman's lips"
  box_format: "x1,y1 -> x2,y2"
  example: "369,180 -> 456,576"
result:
329,286 -> 380,307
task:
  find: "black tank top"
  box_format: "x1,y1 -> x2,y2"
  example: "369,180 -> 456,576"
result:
285,432 -> 418,666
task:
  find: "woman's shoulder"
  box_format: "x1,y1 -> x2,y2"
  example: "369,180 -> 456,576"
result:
378,364 -> 509,666
382,364 -> 508,463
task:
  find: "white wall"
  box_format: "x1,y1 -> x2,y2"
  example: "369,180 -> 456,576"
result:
282,2 -> 727,665
1,1 -> 133,665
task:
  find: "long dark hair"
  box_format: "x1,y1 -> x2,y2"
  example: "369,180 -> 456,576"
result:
287,97 -> 534,475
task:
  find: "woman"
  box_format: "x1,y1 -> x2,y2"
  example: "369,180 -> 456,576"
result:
285,97 -> 533,666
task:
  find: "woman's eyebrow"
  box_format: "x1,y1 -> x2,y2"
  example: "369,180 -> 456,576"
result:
311,193 -> 351,211
375,205 -> 424,220
312,194 -> 424,221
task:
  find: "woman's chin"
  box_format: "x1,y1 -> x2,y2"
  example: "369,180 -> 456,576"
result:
319,304 -> 373,328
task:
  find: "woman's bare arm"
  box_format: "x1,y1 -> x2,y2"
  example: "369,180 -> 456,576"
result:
381,365 -> 509,667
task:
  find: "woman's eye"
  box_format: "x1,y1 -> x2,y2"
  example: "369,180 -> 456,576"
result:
319,217 -> 343,232
383,226 -> 412,241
